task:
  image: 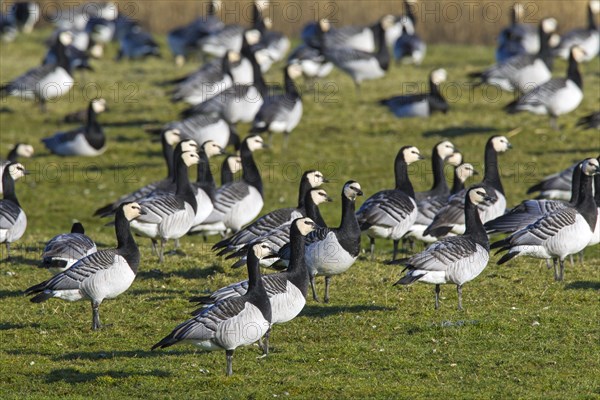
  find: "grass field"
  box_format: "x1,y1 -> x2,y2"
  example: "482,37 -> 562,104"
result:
1,28 -> 599,399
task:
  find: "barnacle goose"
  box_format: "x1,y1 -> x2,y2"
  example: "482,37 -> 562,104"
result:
393,186 -> 493,311
493,158 -> 600,281
190,140 -> 226,229
25,202 -> 145,330
380,69 -> 449,118
469,18 -> 558,93
356,146 -> 424,261
190,217 -> 317,355
43,33 -> 94,74
190,135 -> 266,236
0,31 -> 74,112
63,98 -> 107,123
1,12 -> 18,42
8,2 -> 40,33
577,112 -> 600,130
393,19 -> 426,65
213,170 -> 328,257
424,136 -> 512,237
287,44 -> 334,80
130,147 -> 200,262
159,115 -> 236,151
93,129 -> 185,217
495,3 -> 540,62
0,163 -> 28,259
0,143 -> 34,194
527,162 -> 578,200
221,155 -> 242,186
317,17 -> 392,92
553,0 -> 599,61
276,181 -> 363,303
505,46 -> 586,130
415,141 -> 456,202
116,25 -> 160,60
42,98 -> 107,156
152,242 -> 272,376
250,63 -> 303,146
252,5 -> 290,64
40,222 -> 97,275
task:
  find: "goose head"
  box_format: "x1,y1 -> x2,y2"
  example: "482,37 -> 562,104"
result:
446,151 -> 463,167
7,163 -> 28,181
467,186 -> 494,205
456,163 -> 479,183
319,19 -> 331,33
286,62 -> 303,80
581,158 -> 600,176
431,68 -> 447,86
305,170 -> 328,188
122,202 -> 146,220
571,46 -> 587,63
244,29 -> 262,46
436,140 -> 455,160
541,17 -> 558,34
58,30 -> 74,46
590,0 -> 600,14
164,129 -> 181,146
227,50 -> 241,65
14,144 -> 35,158
181,151 -> 201,167
310,188 -> 333,205
343,181 -> 363,201
255,0 -> 269,12
91,98 -> 107,114
513,3 -> 525,22
263,17 -> 273,30
245,135 -> 267,152
380,14 -> 396,31
201,140 -> 225,158
401,146 -> 425,164
294,217 -> 317,236
252,242 -> 274,260
180,139 -> 199,153
491,136 -> 512,153
226,155 -> 242,174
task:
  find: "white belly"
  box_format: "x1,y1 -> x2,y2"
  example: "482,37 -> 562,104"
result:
2,210 -> 27,243
513,59 -> 551,92
346,58 -> 385,83
224,187 -> 263,232
37,67 -> 74,100
193,189 -> 214,226
81,255 -> 136,301
51,133 -> 106,156
306,232 -> 358,277
216,303 -> 270,350
189,119 -> 230,149
158,203 -> 195,240
546,81 -> 583,117
270,282 -> 306,325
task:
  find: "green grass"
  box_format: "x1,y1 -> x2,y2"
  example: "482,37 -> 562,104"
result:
1,29 -> 599,399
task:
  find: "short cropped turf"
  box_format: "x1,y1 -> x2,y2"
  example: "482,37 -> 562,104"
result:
0,29 -> 599,399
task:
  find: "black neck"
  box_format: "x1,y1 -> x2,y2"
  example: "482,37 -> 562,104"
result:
286,225 -> 309,294
246,250 -> 263,291
252,3 -> 266,33
221,52 -> 232,79
241,140 -> 263,195
86,101 -> 99,128
483,140 -> 504,195
510,6 -> 517,25
196,150 -> 216,199
161,135 -> 175,180
297,175 -> 313,208
429,146 -> 449,195
451,169 -> 465,194
394,153 -> 415,198
1,168 -> 19,206
405,0 -> 416,25
589,4 -> 598,30
464,195 -> 488,247
429,78 -> 443,99
374,22 -> 390,71
114,209 -> 140,273
7,147 -> 19,162
249,49 -> 268,97
55,38 -> 71,73
304,191 -> 327,227
221,157 -> 235,186
207,1 -> 217,16
594,173 -> 600,206
538,22 -> 554,70
284,67 -> 300,99
567,50 -> 583,89
576,170 -> 598,230
335,192 -> 361,257
569,164 -> 582,204
174,153 -> 198,213
71,222 -> 85,234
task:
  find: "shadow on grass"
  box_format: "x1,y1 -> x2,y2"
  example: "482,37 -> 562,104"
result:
55,349 -> 191,361
103,119 -> 161,128
422,126 -> 497,138
563,281 -> 600,290
137,264 -> 225,281
302,304 -> 395,318
1,255 -> 40,267
529,147 -> 600,156
0,322 -> 40,330
45,367 -> 171,383
0,289 -> 25,299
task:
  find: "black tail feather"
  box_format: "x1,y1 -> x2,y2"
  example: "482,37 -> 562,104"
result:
423,225 -> 452,238
93,203 -> 116,217
394,272 -> 424,286
497,251 -> 519,265
38,258 -> 67,270
151,333 -> 179,350
230,258 -> 246,269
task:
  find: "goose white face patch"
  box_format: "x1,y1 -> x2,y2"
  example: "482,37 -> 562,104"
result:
492,136 -> 511,153
296,217 -> 316,235
582,158 -> 600,176
542,18 -> 558,34
437,140 -> 455,159
124,202 -> 143,220
16,144 -> 35,158
311,189 -> 331,205
92,98 -> 107,114
8,163 -> 27,181
247,136 -> 265,152
446,152 -> 463,167
457,163 -> 477,182
165,129 -> 181,146
181,140 -> 198,153
468,188 -> 489,205
245,29 -> 261,46
227,156 -> 242,174
203,141 -> 223,158
403,146 -> 423,164
252,242 -> 273,259
307,171 -> 326,187
431,69 -> 447,85
182,151 -> 201,167
343,182 -> 362,200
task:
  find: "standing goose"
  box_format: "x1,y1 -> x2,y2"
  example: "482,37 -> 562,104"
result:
495,3 -> 540,62
189,135 -> 266,236
553,0 -> 599,61
0,143 -> 34,194
469,18 -> 558,93
8,2 -> 40,33
0,31 -> 74,112
152,242 -> 272,376
25,202 -> 145,330
250,63 -> 303,147
393,186 -> 494,311
526,162 -> 578,200
317,17 -> 392,93
493,158 -> 600,281
190,140 -> 226,229
284,181 -> 363,303
93,129 -> 185,217
213,170 -> 328,257
39,222 -> 97,275
190,217 -> 317,355
416,141 -> 456,202
42,98 -> 107,156
130,148 -> 200,262
505,46 -> 586,130
356,146 -> 424,261
424,136 -> 512,238
116,25 -> 160,60
0,163 -> 28,259
380,69 -> 449,118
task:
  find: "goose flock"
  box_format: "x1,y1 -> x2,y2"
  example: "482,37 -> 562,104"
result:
1,0 -> 599,379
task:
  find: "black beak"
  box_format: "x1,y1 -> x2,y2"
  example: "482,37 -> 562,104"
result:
356,189 -> 364,196
322,178 -> 330,183
139,208 -> 148,215
418,155 -> 426,160
483,195 -> 494,202
473,170 -> 480,175
263,254 -> 280,260
23,170 -> 30,175
507,142 -> 513,149
326,196 -> 334,202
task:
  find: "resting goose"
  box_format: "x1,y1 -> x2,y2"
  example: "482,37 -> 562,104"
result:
553,0 -> 599,62
0,163 -> 28,259
130,147 -> 200,262
469,18 -> 557,93
63,98 -> 107,123
213,170 -> 328,257
252,4 -> 290,64
8,2 -> 40,33
152,242 -> 272,376
190,135 -> 266,236
380,69 -> 448,118
250,63 -> 303,147
505,46 -> 586,130
577,112 -> 600,130
93,129 -> 184,217
116,25 -> 160,60
0,143 -> 34,194
393,186 -> 493,311
25,202 -> 145,330
190,217 -> 317,355
356,146 -> 424,261
0,31 -> 74,112
287,44 -> 334,80
42,98 -> 107,156
40,222 -> 97,275
393,19 -> 426,65
495,3 -> 540,62
493,158 -> 600,281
